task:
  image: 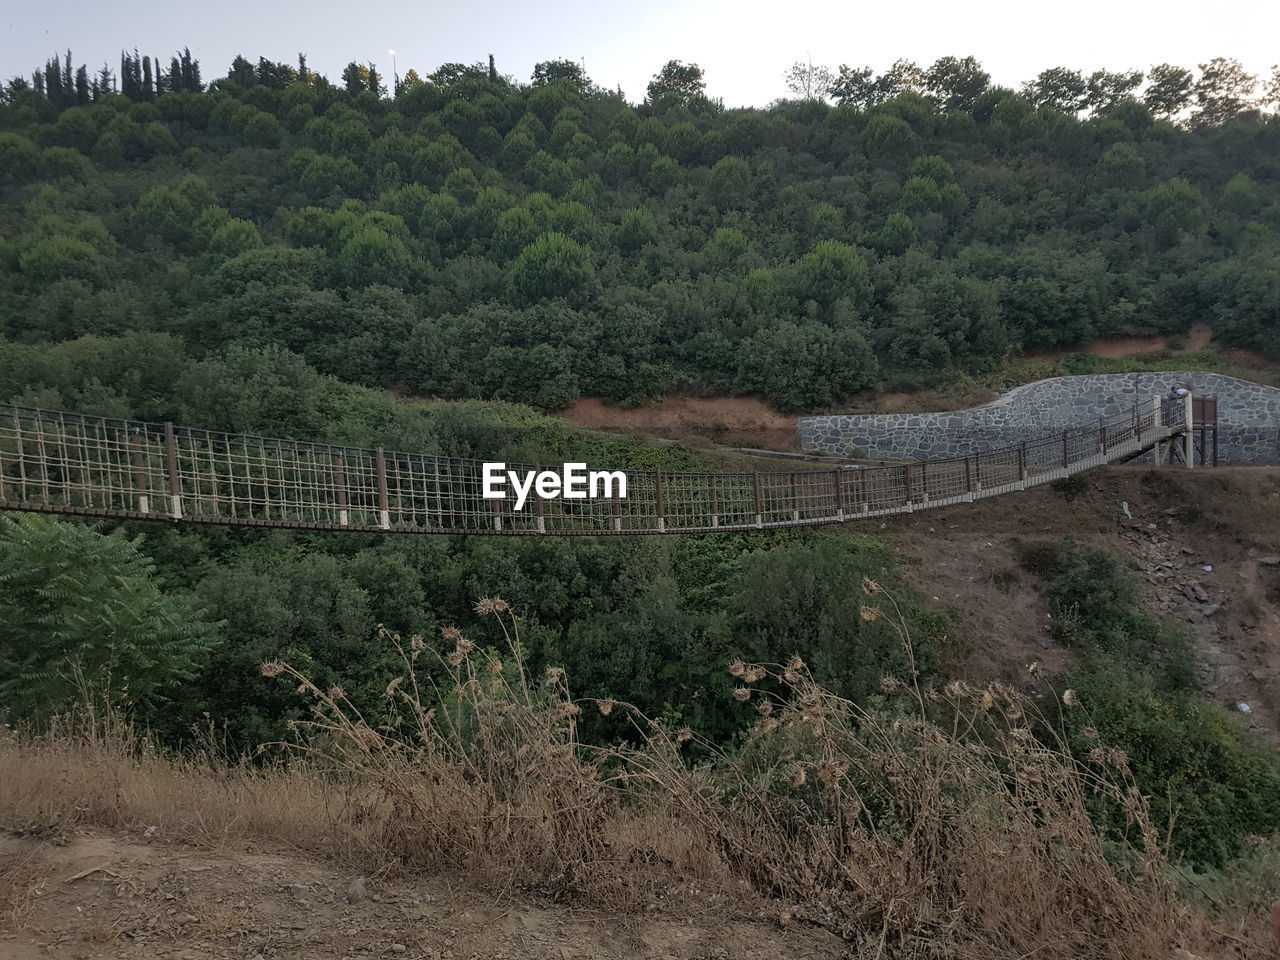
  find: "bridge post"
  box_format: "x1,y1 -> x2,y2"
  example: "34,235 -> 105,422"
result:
1150,397 -> 1164,466
789,473 -> 800,521
1061,430 -> 1068,471
535,467 -> 546,533
375,447 -> 391,529
612,493 -> 622,532
131,433 -> 150,515
752,472 -> 763,527
1184,393 -> 1195,468
1099,420 -> 1107,455
334,455 -> 349,526
163,422 -> 182,519
832,469 -> 844,521
655,471 -> 666,532
709,475 -> 720,527
1018,443 -> 1027,485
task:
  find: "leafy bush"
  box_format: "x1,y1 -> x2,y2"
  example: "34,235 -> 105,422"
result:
0,514 -> 218,720
1039,541 -> 1280,866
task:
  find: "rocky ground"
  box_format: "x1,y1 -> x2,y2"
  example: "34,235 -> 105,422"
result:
882,466 -> 1280,744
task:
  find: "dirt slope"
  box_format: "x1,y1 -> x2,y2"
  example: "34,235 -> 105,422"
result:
561,396 -> 801,452
878,466 -> 1280,745
0,832 -> 840,960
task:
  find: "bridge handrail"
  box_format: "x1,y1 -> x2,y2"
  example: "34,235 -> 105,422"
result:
0,397 -> 1189,535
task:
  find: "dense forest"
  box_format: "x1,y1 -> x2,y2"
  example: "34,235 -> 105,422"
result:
2,49 -> 1280,870
1,50 -> 1278,411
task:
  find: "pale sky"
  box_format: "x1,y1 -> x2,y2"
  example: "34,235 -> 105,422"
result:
2,0 -> 1276,108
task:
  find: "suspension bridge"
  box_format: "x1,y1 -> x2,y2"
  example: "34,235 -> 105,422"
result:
0,397 -> 1214,536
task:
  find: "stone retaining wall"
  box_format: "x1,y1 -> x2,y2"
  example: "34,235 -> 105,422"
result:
798,372 -> 1280,463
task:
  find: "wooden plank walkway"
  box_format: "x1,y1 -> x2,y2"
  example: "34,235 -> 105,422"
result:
0,399 -> 1191,536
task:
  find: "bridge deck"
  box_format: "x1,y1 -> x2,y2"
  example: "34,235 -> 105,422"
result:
0,399 -> 1190,536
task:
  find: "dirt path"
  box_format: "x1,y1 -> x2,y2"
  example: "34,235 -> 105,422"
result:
0,832 -> 841,960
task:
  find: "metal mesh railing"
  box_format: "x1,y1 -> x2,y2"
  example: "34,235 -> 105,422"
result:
0,397 -> 1189,535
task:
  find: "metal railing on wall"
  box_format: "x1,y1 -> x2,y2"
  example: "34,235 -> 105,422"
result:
0,397 -> 1190,536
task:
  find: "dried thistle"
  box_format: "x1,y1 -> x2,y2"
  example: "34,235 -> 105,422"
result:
816,761 -> 848,786
861,577 -> 883,596
597,699 -> 615,716
1062,689 -> 1080,708
788,765 -> 807,788
441,625 -> 463,641
552,701 -> 581,721
473,596 -> 510,615
880,676 -> 902,693
733,687 -> 752,702
260,661 -> 286,678
859,606 -> 882,622
384,677 -> 403,698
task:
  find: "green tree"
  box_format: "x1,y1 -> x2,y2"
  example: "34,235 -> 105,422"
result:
531,59 -> 589,92
506,232 -> 595,305
1144,177 -> 1208,246
1085,69 -> 1144,111
1192,58 -> 1258,127
1143,63 -> 1194,118
19,236 -> 101,289
794,240 -> 871,308
923,55 -> 990,111
646,60 -> 706,107
830,65 -> 880,108
1022,67 -> 1088,112
0,132 -> 39,185
736,321 -> 877,410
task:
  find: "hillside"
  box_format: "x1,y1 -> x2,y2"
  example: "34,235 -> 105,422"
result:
3,52 -> 1280,418
883,466 -> 1280,743
5,49 -> 1280,959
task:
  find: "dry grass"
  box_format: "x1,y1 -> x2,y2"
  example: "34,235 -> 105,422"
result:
0,587 -> 1209,959
0,843 -> 48,930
